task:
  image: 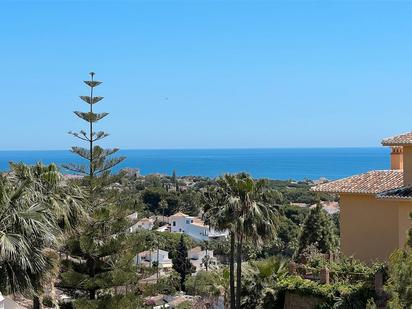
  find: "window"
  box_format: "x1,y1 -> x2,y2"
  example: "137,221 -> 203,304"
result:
173,221 -> 176,226
191,220 -> 193,223
186,220 -> 190,224
179,228 -> 182,232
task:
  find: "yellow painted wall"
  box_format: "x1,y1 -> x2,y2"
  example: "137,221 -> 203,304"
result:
398,205 -> 412,247
340,194 -> 412,262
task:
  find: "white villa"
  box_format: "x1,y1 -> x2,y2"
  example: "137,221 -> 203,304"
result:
136,250 -> 173,269
0,294 -> 22,309
188,246 -> 213,260
169,212 -> 228,241
188,246 -> 216,272
129,217 -> 155,233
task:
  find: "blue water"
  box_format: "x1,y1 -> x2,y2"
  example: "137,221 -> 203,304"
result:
0,148 -> 390,180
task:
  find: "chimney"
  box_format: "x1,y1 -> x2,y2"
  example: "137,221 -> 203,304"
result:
391,146 -> 403,170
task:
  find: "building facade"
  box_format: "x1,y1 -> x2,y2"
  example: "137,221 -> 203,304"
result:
313,132 -> 412,262
169,212 -> 228,241
136,249 -> 173,268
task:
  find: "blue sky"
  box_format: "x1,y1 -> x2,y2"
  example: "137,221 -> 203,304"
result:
1,0 -> 412,150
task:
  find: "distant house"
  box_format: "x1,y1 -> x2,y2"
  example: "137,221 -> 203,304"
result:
188,246 -> 213,260
0,293 -> 22,309
129,218 -> 155,232
169,212 -> 228,241
136,250 -> 173,268
144,295 -> 169,309
156,224 -> 170,232
312,132 -> 412,262
310,201 -> 340,215
164,294 -> 195,308
188,246 -> 216,271
127,211 -> 139,221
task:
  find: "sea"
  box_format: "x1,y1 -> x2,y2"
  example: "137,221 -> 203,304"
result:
0,148 -> 390,181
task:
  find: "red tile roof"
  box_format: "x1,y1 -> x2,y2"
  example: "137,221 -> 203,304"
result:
382,132 -> 412,146
311,170 -> 403,194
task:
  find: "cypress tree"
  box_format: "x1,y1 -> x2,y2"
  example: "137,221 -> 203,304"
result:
172,169 -> 179,191
297,204 -> 336,256
59,73 -> 134,301
172,234 -> 194,291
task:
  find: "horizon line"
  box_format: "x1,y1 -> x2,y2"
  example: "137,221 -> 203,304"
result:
0,146 -> 388,152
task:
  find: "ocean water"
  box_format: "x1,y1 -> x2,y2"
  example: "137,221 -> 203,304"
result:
0,148 -> 390,180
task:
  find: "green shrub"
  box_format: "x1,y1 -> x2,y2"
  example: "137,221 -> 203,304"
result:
384,248 -> 412,308
274,276 -> 374,309
73,294 -> 143,309
42,296 -> 53,307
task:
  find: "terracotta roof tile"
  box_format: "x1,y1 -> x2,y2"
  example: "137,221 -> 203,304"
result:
382,132 -> 412,146
311,170 -> 403,194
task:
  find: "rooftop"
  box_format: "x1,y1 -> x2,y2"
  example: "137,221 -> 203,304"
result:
311,170 -> 403,194
377,186 -> 412,200
382,132 -> 412,146
189,246 -> 202,253
169,212 -> 189,218
137,217 -> 154,223
138,249 -> 168,256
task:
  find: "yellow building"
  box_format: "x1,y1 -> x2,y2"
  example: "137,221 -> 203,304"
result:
313,132 -> 412,262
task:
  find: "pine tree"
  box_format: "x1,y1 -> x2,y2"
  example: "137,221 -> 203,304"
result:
59,73 -> 135,302
297,204 -> 336,256
172,234 -> 194,291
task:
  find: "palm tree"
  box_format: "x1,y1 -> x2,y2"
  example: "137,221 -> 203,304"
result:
5,163 -> 84,308
242,257 -> 287,308
0,172 -> 56,295
205,173 -> 277,309
203,182 -> 238,309
0,162 -> 84,309
230,173 -> 277,309
159,199 -> 168,223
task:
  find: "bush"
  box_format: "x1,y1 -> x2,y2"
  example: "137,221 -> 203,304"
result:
42,296 -> 53,307
273,276 -> 374,309
185,271 -> 222,298
142,270 -> 181,296
384,248 -> 412,308
73,294 -> 143,309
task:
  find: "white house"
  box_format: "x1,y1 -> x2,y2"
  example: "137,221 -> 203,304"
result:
156,224 -> 170,232
188,246 -> 213,260
136,249 -> 173,268
0,294 -> 22,309
188,246 -> 216,271
129,217 -> 155,233
169,212 -> 228,241
127,211 -> 139,221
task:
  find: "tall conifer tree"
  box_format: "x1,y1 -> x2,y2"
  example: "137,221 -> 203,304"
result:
60,73 -> 134,302
172,235 -> 194,291
297,204 -> 336,256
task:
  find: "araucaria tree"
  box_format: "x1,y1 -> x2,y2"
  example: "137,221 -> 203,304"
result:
60,73 -> 135,302
297,204 -> 336,256
172,234 -> 194,291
